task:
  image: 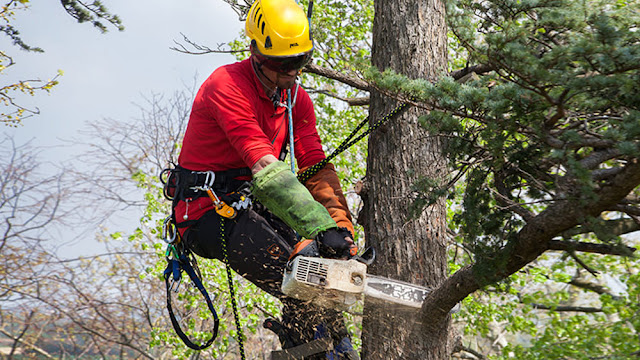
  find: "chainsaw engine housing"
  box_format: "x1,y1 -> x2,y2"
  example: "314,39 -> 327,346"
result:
282,256 -> 367,311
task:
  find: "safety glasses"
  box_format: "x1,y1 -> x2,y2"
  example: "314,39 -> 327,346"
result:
257,50 -> 313,74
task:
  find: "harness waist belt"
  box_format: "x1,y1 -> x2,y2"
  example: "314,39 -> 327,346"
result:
182,167 -> 252,192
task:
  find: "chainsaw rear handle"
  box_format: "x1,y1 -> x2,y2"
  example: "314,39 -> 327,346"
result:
290,239 -> 320,259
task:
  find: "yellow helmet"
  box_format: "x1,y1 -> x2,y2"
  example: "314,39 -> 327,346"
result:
246,0 -> 314,72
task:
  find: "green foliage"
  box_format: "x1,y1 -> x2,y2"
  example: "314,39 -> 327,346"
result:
451,250 -> 640,358
60,0 -> 124,33
501,276 -> 639,360
364,0 -> 640,258
306,0 -> 373,72
0,2 -> 63,125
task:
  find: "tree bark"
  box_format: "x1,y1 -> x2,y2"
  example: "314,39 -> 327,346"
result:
360,0 -> 452,359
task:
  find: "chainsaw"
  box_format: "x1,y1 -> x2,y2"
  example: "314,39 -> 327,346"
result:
281,241 -> 459,313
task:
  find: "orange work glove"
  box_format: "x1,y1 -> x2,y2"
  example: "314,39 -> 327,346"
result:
299,163 -> 355,237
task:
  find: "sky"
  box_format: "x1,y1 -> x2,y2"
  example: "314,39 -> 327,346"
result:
1,0 -> 244,255
5,0 -> 241,150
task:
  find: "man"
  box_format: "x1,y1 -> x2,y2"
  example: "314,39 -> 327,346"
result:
174,0 -> 360,358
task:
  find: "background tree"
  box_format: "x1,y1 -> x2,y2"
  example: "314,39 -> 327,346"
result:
0,135 -> 69,357
364,0 -> 639,358
0,129 -> 165,359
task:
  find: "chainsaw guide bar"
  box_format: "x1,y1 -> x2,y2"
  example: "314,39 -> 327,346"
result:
282,256 -> 458,313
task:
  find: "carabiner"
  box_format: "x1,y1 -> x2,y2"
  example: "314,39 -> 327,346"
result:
162,216 -> 177,244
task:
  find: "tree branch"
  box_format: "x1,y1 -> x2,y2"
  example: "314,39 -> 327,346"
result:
568,251 -> 600,276
421,159 -> 640,326
493,170 -> 535,221
305,62 -> 496,95
449,64 -> 495,81
305,88 -> 370,106
568,277 -> 622,301
170,33 -> 248,55
0,327 -> 54,359
453,344 -> 486,360
304,63 -> 372,92
60,0 -> 124,33
592,167 -> 625,181
528,303 -> 603,313
610,204 -> 640,217
579,148 -> 621,170
548,239 -> 636,256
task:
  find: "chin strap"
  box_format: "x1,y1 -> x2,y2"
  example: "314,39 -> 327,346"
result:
251,57 -> 283,107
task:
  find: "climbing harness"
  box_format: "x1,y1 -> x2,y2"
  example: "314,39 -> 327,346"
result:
298,101 -> 411,184
160,165 -> 251,353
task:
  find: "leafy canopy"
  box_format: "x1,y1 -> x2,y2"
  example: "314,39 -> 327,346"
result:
364,0 -> 640,358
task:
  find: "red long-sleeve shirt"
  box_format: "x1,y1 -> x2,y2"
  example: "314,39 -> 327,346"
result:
175,58 -> 327,230
178,58 -> 325,172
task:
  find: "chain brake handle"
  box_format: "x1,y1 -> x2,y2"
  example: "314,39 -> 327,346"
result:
352,246 -> 376,265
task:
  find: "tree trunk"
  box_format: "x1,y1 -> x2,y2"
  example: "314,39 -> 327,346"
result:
360,0 -> 453,359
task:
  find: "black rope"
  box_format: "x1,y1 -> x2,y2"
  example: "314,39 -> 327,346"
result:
297,102 -> 411,184
221,218 -> 247,359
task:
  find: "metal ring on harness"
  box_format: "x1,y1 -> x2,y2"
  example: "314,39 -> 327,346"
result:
160,167 -> 176,201
162,216 -> 178,244
189,170 -> 216,191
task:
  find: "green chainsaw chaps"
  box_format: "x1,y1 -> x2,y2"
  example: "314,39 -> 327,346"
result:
251,161 -> 337,239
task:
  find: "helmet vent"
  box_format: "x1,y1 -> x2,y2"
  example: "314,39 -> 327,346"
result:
261,21 -> 266,35
253,6 -> 261,23
264,36 -> 272,49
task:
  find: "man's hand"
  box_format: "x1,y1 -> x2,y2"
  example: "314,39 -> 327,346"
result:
316,228 -> 356,259
251,154 -> 278,175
